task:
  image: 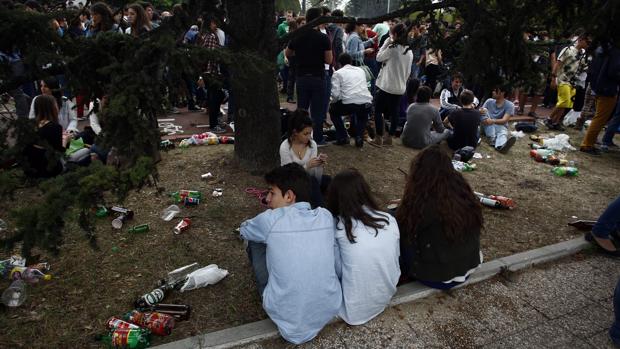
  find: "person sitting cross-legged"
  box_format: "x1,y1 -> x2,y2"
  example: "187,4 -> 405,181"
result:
438,72 -> 479,119
480,84 -> 517,153
240,163 -> 342,344
444,89 -> 482,151
400,85 -> 451,149
329,53 -> 373,147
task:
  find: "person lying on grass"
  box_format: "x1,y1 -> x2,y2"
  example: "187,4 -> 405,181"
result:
240,163 -> 341,344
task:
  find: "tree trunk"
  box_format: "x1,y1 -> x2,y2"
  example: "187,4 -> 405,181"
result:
226,0 -> 281,174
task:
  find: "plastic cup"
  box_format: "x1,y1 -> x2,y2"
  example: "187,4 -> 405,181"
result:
2,280 -> 26,307
161,205 -> 181,221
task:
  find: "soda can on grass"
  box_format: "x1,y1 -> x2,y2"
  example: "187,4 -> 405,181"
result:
184,197 -> 200,206
173,218 -> 191,235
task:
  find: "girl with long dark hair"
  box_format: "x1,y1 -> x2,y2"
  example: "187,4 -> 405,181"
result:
327,168 -> 400,325
86,2 -> 120,37
24,95 -> 68,177
28,77 -> 78,133
279,110 -> 330,207
125,3 -> 152,37
396,145 -> 483,289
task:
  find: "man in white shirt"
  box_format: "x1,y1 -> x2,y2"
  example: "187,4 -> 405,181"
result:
329,53 -> 373,147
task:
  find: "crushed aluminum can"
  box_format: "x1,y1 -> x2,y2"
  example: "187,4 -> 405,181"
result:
174,218 -> 192,235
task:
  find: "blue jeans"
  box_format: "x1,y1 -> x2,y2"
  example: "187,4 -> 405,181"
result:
297,75 -> 326,143
602,98 -> 620,146
592,195 -> 620,240
329,101 -> 370,141
246,241 -> 268,296
483,124 -> 508,149
611,277 -> 620,346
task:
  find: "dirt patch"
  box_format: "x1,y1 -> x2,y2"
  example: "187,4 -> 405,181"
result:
0,120 -> 619,348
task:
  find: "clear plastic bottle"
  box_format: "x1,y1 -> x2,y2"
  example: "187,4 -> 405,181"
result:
1,280 -> 26,307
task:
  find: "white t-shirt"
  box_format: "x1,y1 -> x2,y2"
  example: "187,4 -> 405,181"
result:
335,207 -> 401,325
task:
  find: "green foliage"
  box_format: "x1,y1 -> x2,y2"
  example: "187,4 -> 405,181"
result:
275,0 -> 301,13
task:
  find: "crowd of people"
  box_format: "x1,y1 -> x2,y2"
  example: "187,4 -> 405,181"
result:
1,1 -> 619,346
249,5 -> 620,345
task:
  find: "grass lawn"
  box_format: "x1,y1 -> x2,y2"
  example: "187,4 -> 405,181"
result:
0,123 -> 619,348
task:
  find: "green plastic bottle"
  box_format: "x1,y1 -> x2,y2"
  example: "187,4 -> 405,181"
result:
95,206 -> 109,218
552,166 -> 579,177
128,224 -> 150,233
101,328 -> 150,349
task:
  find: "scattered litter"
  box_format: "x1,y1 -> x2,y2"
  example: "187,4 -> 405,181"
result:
178,132 -> 235,148
212,188 -> 223,197
474,192 -> 515,209
563,110 -> 580,126
174,218 -> 191,235
552,166 -> 579,177
128,224 -> 150,233
201,172 -> 213,179
571,216 -> 578,219
171,190 -> 202,204
541,134 -> 576,151
179,264 -> 229,292
473,153 -> 483,159
510,130 -> 526,138
161,205 -> 181,221
452,160 -> 475,172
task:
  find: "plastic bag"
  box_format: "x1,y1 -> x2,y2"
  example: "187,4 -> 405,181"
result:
65,137 -> 85,155
510,130 -> 526,138
563,110 -> 580,127
179,264 -> 228,292
542,134 -> 576,151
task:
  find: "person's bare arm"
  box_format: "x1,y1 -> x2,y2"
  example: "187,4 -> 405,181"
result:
324,49 -> 333,65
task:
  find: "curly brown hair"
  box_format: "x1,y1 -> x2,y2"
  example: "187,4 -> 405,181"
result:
396,145 -> 483,243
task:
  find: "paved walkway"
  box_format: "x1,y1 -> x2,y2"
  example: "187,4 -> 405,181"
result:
239,252 -> 619,349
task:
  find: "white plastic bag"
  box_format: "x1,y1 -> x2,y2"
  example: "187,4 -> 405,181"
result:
510,131 -> 526,138
179,264 -> 228,292
542,134 -> 576,151
563,110 -> 580,127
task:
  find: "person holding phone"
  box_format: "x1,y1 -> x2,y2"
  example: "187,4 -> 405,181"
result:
279,110 -> 331,207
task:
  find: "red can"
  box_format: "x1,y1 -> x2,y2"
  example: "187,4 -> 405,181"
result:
106,316 -> 140,330
125,310 -> 175,336
174,218 -> 191,235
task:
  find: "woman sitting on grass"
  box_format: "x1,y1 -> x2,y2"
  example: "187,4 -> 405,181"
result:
24,95 -> 70,178
327,168 -> 400,325
396,145 -> 483,289
279,110 -> 330,207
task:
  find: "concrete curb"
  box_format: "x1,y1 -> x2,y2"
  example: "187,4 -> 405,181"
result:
153,237 -> 590,349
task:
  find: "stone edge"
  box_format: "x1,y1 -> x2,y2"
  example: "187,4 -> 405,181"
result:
153,237 -> 590,349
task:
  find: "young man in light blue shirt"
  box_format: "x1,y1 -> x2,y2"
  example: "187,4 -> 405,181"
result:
240,163 -> 342,344
481,85 -> 517,153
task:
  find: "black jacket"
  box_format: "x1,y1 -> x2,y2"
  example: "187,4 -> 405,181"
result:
400,206 -> 481,282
